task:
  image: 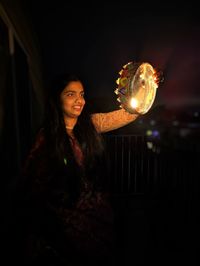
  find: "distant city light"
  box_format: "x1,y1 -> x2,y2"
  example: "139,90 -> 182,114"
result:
172,120 -> 179,126
152,130 -> 160,137
179,128 -> 190,137
146,130 -> 152,136
150,120 -> 156,126
147,142 -> 153,149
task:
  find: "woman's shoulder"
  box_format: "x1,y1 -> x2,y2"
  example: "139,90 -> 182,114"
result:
25,127 -> 46,161
21,128 -> 47,178
33,127 -> 46,149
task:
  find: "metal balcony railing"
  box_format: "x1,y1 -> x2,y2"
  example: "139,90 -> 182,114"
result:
105,134 -> 199,196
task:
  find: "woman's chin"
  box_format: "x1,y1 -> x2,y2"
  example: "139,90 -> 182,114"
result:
72,110 -> 82,117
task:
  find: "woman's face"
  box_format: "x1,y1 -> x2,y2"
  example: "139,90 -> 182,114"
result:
60,81 -> 85,118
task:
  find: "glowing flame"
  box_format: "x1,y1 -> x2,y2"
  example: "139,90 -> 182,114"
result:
130,98 -> 138,108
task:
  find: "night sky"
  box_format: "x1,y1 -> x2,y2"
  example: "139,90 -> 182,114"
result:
26,2 -> 200,113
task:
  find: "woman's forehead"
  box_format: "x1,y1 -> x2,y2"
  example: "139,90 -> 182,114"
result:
64,81 -> 84,92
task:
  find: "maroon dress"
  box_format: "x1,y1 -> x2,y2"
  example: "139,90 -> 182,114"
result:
19,130 -> 114,266
57,135 -> 115,263
19,109 -> 138,265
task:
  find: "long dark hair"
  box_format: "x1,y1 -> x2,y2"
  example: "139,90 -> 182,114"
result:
43,73 -> 105,174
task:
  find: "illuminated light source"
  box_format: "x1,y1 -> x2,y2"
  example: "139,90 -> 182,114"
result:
130,98 -> 138,109
150,120 -> 156,126
147,142 -> 153,149
152,130 -> 159,137
114,61 -> 163,114
146,130 -> 152,136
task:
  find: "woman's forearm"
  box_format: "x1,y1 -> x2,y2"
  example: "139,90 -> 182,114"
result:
91,109 -> 139,133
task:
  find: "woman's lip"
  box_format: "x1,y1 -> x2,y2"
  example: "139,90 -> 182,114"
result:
73,106 -> 82,109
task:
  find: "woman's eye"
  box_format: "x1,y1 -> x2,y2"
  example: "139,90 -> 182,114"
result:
67,93 -> 73,96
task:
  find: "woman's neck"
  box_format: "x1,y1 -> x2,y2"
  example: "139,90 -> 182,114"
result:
64,116 -> 77,130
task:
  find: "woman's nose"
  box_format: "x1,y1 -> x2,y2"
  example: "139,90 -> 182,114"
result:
75,95 -> 82,103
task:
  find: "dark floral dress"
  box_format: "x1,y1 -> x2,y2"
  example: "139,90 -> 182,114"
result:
15,131 -> 114,266
15,109 -> 137,265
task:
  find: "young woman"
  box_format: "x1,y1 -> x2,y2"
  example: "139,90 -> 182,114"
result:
15,74 -> 139,265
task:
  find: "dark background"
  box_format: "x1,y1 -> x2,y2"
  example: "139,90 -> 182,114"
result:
2,1 -> 200,265
25,2 -> 200,110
